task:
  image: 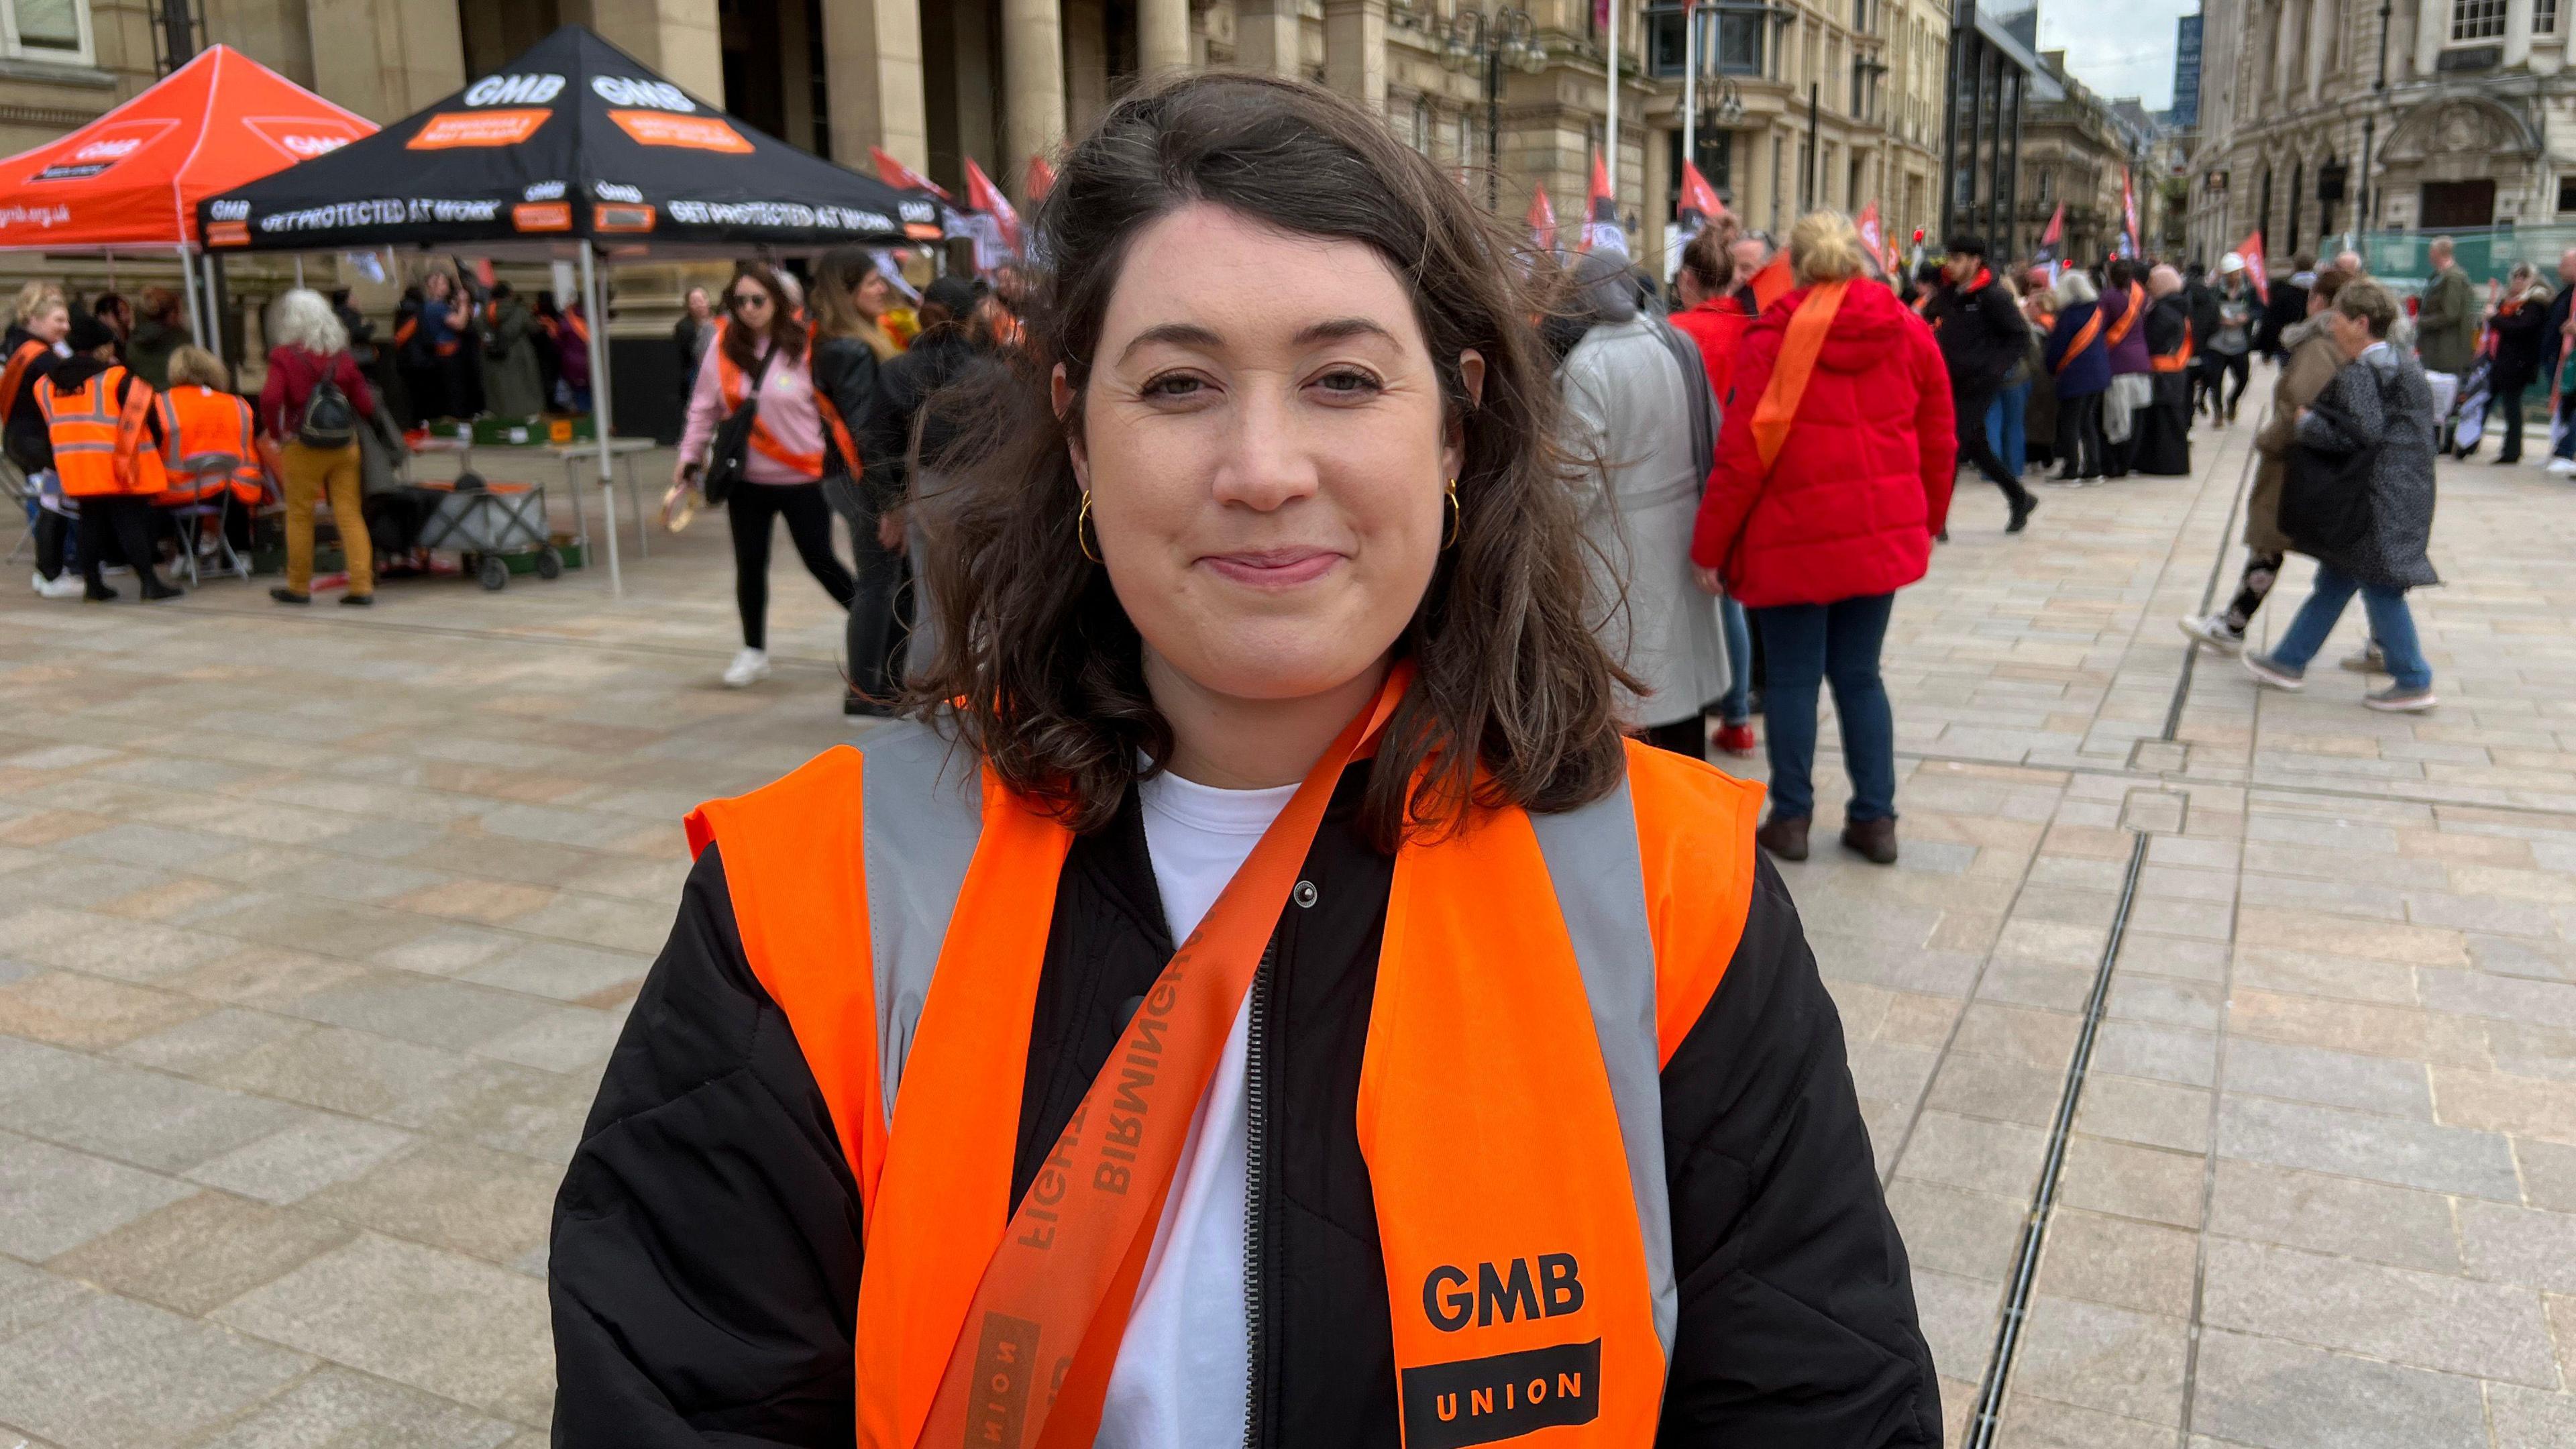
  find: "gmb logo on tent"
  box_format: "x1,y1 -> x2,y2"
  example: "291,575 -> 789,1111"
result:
592,76 -> 694,113
463,73 -> 566,107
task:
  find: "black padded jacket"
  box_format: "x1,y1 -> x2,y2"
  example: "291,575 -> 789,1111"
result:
548,771 -> 1941,1448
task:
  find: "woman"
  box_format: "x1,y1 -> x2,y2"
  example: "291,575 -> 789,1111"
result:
1690,211 -> 1950,865
125,286 -> 187,391
670,284 -> 715,407
1666,221 -> 1762,756
2044,268 -> 2110,482
394,269 -> 470,423
1560,251 -> 1731,760
2485,262 -> 2553,464
2204,254 -> 2256,425
2017,269 -> 2059,474
674,262 -> 857,688
2182,267 -> 2347,653
480,282 -> 546,420
32,312 -> 177,601
260,288 -> 376,606
2244,279 -> 2441,712
154,345 -> 264,559
551,74 -> 1936,1448
6,289 -> 80,600
805,246 -> 901,714
855,275 -> 1021,685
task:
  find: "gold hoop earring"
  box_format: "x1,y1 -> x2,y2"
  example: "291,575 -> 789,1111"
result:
1441,478 -> 1460,551
1077,490 -> 1103,564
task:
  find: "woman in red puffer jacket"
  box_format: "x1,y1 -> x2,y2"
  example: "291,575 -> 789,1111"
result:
1690,210 -> 1955,867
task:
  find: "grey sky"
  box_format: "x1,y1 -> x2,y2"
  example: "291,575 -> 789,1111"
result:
2037,1 -> 2198,111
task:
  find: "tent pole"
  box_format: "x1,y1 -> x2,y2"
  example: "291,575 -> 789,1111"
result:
203,252 -> 223,364
293,256 -> 305,288
177,246 -> 204,350
581,244 -> 621,598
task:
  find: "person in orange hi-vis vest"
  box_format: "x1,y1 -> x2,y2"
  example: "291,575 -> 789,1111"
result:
155,345 -> 268,557
4,286 -> 81,599
32,311 -> 177,601
549,74 -> 1939,1449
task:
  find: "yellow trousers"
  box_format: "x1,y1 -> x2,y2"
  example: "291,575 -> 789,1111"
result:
280,441 -> 370,596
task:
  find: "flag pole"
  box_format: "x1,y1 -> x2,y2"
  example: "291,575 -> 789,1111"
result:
1605,0 -> 1619,245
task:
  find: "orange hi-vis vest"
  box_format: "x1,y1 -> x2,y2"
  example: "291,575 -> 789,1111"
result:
684,720 -> 1764,1449
35,366 -> 168,498
161,385 -> 265,505
0,337 -> 46,419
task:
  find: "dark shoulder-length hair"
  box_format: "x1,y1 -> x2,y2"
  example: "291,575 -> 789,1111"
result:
908,72 -> 1631,846
718,260 -> 806,371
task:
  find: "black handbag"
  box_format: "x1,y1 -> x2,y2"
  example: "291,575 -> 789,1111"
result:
701,345 -> 780,506
2279,375 -> 2386,559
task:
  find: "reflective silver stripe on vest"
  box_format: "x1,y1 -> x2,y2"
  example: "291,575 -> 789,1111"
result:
853,720 -> 983,1129
1527,774 -> 1679,1358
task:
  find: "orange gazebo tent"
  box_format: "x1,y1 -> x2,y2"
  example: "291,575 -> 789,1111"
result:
0,44 -> 374,251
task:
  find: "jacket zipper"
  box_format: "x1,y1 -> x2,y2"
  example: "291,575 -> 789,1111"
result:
1241,935 -> 1277,1449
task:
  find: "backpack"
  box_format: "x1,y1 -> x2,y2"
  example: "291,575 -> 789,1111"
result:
296,358 -> 357,449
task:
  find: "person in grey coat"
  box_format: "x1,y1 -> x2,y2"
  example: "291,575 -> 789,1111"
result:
480,283 -> 548,420
1557,250 -> 1731,755
2414,237 -> 2478,377
2244,279 -> 2440,712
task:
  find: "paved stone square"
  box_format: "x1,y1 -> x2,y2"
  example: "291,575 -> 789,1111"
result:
0,410 -> 2570,1446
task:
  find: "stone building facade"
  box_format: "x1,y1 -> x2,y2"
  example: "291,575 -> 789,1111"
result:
2190,0 -> 2576,265
2013,50 -> 2161,266
0,1 -> 1955,307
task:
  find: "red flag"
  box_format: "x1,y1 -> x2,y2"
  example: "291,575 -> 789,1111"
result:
2121,168 -> 2140,259
1580,150 -> 1624,256
1026,155 -> 1057,203
1678,160 -> 1723,225
963,156 -> 1020,252
1854,201 -> 1891,280
871,145 -> 951,201
2032,202 -> 2066,284
1747,252 -> 1794,311
1527,182 -> 1557,252
2235,229 -> 2269,305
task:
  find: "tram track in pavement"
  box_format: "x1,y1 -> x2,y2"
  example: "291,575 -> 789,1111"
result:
1960,412 -> 2263,1449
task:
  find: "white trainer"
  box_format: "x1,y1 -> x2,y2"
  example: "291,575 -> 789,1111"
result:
2179,612 -> 2245,655
2549,457 -> 2576,476
30,570 -> 83,600
722,647 -> 771,688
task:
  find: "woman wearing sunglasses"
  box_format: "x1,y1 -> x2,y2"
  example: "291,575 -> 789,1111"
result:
674,262 -> 862,690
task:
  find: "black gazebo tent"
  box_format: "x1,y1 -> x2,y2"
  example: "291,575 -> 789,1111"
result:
197,23 -> 943,592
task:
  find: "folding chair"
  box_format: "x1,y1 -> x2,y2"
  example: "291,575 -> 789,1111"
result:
158,456 -> 256,586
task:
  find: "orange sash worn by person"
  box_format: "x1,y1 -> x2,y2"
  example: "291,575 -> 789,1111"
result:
711,321 -> 865,480
35,364 -> 170,498
2102,280 -> 2146,347
684,667 -> 1764,1449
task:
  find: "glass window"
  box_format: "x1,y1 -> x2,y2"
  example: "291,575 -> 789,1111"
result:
2452,0 -> 2507,40
1647,5 -> 1687,76
8,0 -> 85,54
1715,10 -> 1764,72
2538,0 -> 2561,34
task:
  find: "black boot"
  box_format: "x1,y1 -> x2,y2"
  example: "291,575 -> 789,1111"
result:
2007,488 -> 2038,533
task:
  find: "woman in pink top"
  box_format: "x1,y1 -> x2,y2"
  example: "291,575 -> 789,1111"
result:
676,262 -> 858,689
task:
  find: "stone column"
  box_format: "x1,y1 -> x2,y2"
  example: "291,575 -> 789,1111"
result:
1237,0 -> 1302,78
304,0 -> 465,124
1139,0 -> 1192,74
2416,0 -> 2449,80
1004,0 -> 1067,182
588,0 -> 726,105
821,0 -> 931,173
1323,0 -> 1388,108
2506,0 -> 2536,66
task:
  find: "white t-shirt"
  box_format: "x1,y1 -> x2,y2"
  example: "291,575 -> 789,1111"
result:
1091,770 -> 1297,1449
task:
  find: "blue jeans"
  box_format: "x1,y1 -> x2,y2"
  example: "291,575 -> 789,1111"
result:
2267,563 -> 2432,690
1752,593 -> 1898,824
1716,594 -> 1753,725
1987,380 -> 2029,478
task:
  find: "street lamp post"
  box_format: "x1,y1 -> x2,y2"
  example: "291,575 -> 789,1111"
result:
1446,5 -> 1545,211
